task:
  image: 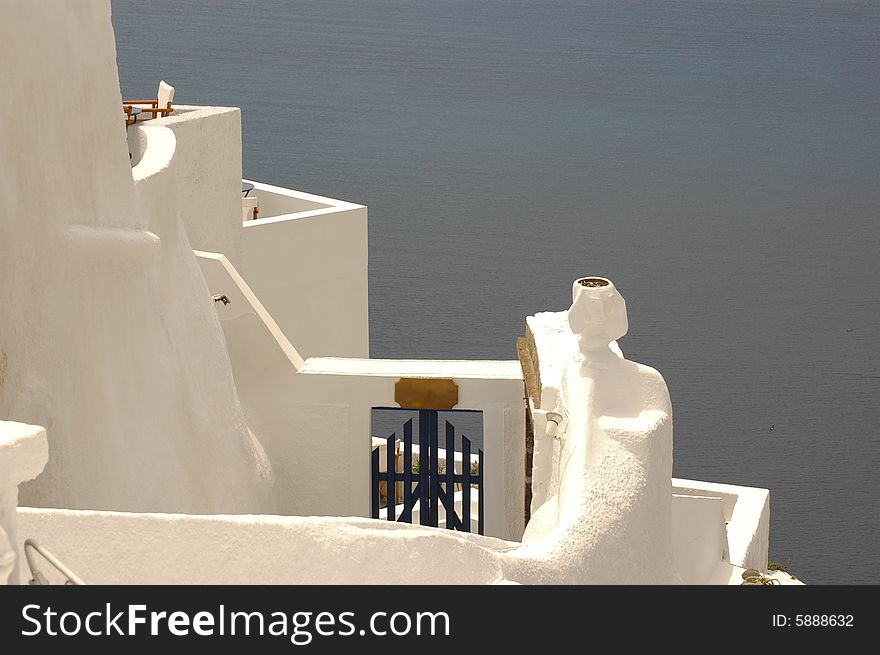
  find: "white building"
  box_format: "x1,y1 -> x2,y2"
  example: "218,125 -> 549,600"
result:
0,0 -> 797,585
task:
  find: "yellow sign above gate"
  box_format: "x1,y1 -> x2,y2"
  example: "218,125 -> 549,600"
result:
394,378 -> 459,410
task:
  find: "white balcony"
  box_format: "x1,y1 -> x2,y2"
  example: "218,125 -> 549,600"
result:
127,104 -> 369,359
239,181 -> 369,359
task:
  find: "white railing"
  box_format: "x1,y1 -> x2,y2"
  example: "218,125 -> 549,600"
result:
24,539 -> 85,585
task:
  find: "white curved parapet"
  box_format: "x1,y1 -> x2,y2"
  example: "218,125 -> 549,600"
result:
520,278 -> 777,583
0,421 -> 49,585
130,124 -> 177,182
127,106 -> 245,266
504,277 -> 679,584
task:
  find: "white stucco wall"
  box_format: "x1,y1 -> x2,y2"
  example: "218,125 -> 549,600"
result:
240,182 -> 369,358
673,478 -> 769,571
0,421 -> 48,585
0,1 -> 273,515
128,105 -> 244,267
301,358 -> 525,541
671,493 -> 728,584
16,508 -> 518,585
12,489 -> 773,585
197,252 -> 525,541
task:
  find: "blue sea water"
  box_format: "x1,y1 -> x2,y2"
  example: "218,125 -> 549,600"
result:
112,0 -> 880,584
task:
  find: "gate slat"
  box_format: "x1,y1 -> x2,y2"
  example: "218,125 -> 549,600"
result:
429,410 -> 439,527
478,447 -> 484,535
445,421 -> 455,530
386,433 -> 396,521
371,445 -> 380,519
402,419 -> 413,523
419,410 -> 429,526
462,435 -> 471,531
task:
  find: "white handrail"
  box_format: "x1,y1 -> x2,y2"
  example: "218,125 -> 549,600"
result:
24,539 -> 85,585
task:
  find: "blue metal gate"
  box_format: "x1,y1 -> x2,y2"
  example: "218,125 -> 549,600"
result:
371,409 -> 484,534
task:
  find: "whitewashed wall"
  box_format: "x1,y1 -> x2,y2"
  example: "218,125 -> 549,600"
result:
240,182 -> 369,359
14,475 -> 768,586
128,106 -> 244,267
16,508 -> 517,585
673,478 -> 769,571
0,0 -> 272,515
197,253 -> 525,541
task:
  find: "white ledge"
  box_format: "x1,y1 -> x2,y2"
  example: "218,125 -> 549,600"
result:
301,357 -> 523,380
0,421 -> 49,485
65,224 -> 160,262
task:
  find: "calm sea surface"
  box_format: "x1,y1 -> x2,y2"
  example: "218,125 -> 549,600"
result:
112,0 -> 879,584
